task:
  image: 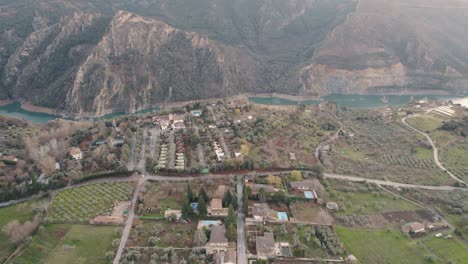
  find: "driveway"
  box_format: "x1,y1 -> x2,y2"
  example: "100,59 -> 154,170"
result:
237,175 -> 247,264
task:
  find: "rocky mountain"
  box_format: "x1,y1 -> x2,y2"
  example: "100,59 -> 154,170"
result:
0,0 -> 467,115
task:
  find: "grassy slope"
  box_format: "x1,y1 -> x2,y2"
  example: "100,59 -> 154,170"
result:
0,199 -> 46,262
331,190 -> 418,215
10,224 -> 115,264
420,236 -> 468,264
336,226 -> 428,264
45,225 -> 116,264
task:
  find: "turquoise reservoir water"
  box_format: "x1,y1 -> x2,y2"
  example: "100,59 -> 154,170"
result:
0,102 -> 160,124
0,102 -> 59,124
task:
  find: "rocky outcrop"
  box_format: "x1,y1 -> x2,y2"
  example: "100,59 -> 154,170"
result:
64,11 -> 261,116
300,0 -> 468,96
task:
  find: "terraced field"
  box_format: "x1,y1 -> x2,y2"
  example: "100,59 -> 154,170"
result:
440,140 -> 468,181
10,224 -> 116,264
10,225 -> 70,264
334,109 -> 454,185
46,182 -> 133,223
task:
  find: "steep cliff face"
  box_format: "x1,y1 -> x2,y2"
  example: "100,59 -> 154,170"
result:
2,12 -> 109,107
300,0 -> 468,95
1,0 -> 468,115
64,11 -> 260,115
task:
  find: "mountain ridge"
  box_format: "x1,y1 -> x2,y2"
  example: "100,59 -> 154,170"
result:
0,0 -> 467,115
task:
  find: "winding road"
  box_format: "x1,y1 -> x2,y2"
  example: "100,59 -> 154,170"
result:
402,115 -> 465,185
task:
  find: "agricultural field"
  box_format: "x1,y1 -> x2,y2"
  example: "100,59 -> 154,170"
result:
242,104 -> 337,168
0,199 -> 47,263
336,226 -> 429,264
406,114 -> 445,133
333,109 -> 455,185
440,140 -> 468,181
10,224 -> 116,264
46,182 -> 134,223
419,235 -> 468,264
326,181 -> 418,215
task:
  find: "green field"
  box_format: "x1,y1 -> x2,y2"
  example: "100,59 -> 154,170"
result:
331,190 -> 418,215
420,236 -> 468,264
47,182 -> 133,223
10,224 -> 116,264
407,115 -> 444,133
413,146 -> 433,160
336,226 -> 428,264
0,199 -> 47,262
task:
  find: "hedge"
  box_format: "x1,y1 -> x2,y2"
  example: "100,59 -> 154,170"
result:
71,169 -> 133,184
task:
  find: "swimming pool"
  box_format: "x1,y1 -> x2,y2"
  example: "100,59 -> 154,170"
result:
277,212 -> 288,221
304,191 -> 313,199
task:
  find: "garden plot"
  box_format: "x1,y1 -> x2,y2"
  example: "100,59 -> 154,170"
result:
126,220 -> 196,248
289,202 -> 333,225
46,182 -> 134,223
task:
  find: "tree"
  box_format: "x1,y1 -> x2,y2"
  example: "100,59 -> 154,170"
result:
105,251 -> 115,260
223,190 -> 232,207
225,205 -> 236,227
258,187 -> 267,202
231,195 -> 238,210
148,236 -> 158,246
267,175 -> 282,188
181,195 -> 193,218
187,184 -> 195,203
311,164 -> 324,178
226,223 -> 237,241
290,170 -> 302,181
198,195 -> 207,216
198,187 -> 209,203
112,238 -> 120,248
194,229 -> 208,246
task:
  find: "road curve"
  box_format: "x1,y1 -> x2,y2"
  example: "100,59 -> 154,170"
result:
324,173 -> 466,191
402,115 -> 465,185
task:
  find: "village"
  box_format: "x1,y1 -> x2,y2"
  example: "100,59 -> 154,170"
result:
0,97 -> 467,264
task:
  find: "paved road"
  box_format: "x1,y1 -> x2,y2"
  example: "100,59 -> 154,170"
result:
236,175 -> 247,264
402,115 -> 465,185
113,179 -> 143,264
324,173 -> 466,191
127,132 -> 137,170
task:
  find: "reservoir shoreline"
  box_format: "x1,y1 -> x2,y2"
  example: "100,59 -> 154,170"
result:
1,93 -> 466,124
